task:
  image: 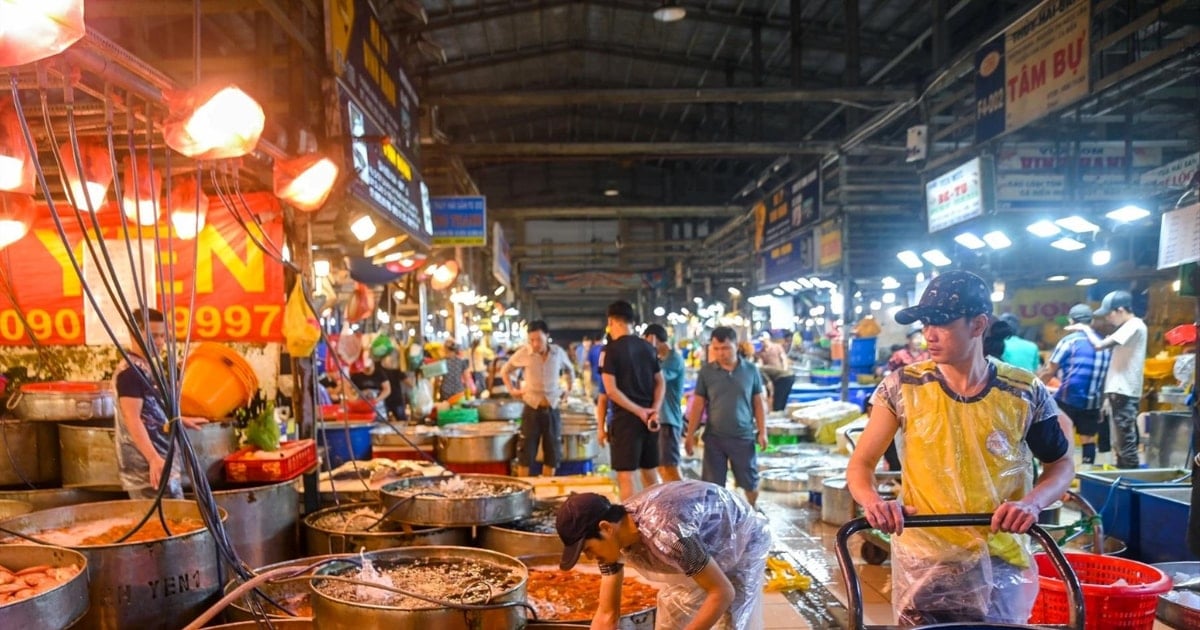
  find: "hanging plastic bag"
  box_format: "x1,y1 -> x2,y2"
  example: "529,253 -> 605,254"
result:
370,333 -> 395,359
336,324 -> 362,365
284,282 -> 321,357
410,377 -> 434,419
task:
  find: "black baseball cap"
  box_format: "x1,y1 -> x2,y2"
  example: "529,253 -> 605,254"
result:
895,270 -> 993,326
1093,290 -> 1132,316
556,493 -> 616,570
1068,303 -> 1093,323
643,324 -> 668,343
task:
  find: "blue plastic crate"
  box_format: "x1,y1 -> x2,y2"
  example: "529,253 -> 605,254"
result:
848,337 -> 877,368
1076,468 -> 1187,558
317,422 -> 374,468
529,459 -> 594,476
1133,486 -> 1200,564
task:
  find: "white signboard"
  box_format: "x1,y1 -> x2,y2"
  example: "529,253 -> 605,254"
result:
995,143 -> 1162,171
1158,203 -> 1200,270
1142,152 -> 1200,190
926,157 -> 986,233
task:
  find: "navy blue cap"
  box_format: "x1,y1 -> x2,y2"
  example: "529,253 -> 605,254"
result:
895,270 -> 993,326
556,493 -> 614,570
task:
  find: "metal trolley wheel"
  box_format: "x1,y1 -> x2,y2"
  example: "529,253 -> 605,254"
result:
835,514 -> 1086,630
860,539 -> 889,565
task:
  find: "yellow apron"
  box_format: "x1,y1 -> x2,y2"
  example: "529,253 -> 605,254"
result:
892,360 -> 1039,622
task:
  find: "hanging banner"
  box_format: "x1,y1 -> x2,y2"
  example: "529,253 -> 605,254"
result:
1142,152 -> 1200,191
757,230 -> 814,287
817,221 -> 842,270
925,157 -> 993,232
492,221 -> 511,288
326,0 -> 430,244
975,0 -> 1090,142
790,171 -> 821,230
757,187 -> 792,252
0,194 -> 285,346
430,196 -> 486,247
520,270 -> 667,292
995,143 -> 1162,171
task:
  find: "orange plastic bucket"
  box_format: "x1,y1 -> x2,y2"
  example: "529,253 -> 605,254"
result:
180,343 -> 259,418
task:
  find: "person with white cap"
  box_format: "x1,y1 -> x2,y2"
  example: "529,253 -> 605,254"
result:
846,270 -> 1074,625
1039,304 -> 1112,465
1065,289 -> 1146,469
554,480 -> 770,629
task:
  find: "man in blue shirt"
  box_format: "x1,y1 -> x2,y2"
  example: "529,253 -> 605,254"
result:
684,326 -> 767,508
644,324 -> 687,482
587,334 -> 606,401
1039,304 -> 1112,465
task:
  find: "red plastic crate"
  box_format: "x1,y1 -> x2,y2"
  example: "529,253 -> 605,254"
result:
442,461 -> 510,476
224,439 -> 316,483
1165,324 -> 1196,346
320,402 -> 377,421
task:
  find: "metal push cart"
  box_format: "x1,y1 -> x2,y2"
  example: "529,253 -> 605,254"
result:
836,514 -> 1086,630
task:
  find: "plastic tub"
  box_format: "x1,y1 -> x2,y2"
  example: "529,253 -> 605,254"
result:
529,459 -> 594,476
180,343 -> 258,418
316,422 -> 373,467
1077,468 -> 1188,557
848,337 -> 876,368
1133,487 -> 1200,564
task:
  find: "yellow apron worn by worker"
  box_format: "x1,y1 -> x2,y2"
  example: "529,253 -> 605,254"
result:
894,360 -> 1039,625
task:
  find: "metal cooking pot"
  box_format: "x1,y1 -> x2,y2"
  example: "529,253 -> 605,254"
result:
184,421 -> 238,489
309,546 -> 529,630
1153,561 -> 1200,630
536,426 -> 599,462
0,499 -> 227,630
0,499 -> 33,519
436,424 -> 518,463
0,419 -> 60,485
57,421 -> 121,490
0,544 -> 90,629
13,381 -> 115,421
478,398 -> 525,421
304,502 -> 471,555
380,474 -> 533,527
478,501 -> 565,557
225,555 -> 347,622
0,487 -> 125,511
208,479 -> 300,569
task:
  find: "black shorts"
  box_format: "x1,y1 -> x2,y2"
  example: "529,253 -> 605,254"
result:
609,411 -> 659,471
1058,400 -> 1101,436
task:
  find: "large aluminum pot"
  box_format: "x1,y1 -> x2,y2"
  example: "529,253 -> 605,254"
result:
309,546 -> 529,630
478,501 -> 564,558
58,421 -> 121,490
0,419 -> 60,485
435,424 -> 517,464
820,477 -> 857,526
304,502 -> 471,555
0,499 -> 33,519
0,487 -> 125,511
0,544 -> 90,629
520,554 -> 655,630
380,474 -> 533,527
209,479 -> 300,568
477,398 -> 525,421
372,423 -> 437,448
0,499 -> 226,630
544,426 -> 598,461
13,381 -> 114,421
1153,561 -> 1200,630
184,422 -> 238,488
225,555 -> 347,622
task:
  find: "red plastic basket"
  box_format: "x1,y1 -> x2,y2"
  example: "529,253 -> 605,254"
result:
1029,551 -> 1171,630
1164,324 -> 1197,347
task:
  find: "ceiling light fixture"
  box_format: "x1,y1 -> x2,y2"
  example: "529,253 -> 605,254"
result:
1055,215 -> 1100,233
1026,220 -> 1061,238
603,188 -> 620,197
364,236 -> 401,258
982,230 -> 1012,249
167,175 -> 208,240
881,276 -> 900,290
0,0 -> 85,68
349,214 -> 377,241
727,286 -> 742,297
921,249 -> 952,267
771,288 -> 785,296
165,85 -> 264,159
896,250 -> 923,269
1091,247 -> 1112,266
1046,274 -> 1068,282
653,306 -> 666,317
652,0 -> 687,22
274,154 -> 339,212
59,140 -> 112,212
121,155 -> 161,226
1106,204 -> 1151,223
1075,277 -> 1098,286
954,232 -> 986,250
493,285 -> 505,296
0,192 -> 35,250
1050,236 -> 1086,251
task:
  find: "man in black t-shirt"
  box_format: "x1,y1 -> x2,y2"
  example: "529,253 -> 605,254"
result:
347,356 -> 391,420
600,301 -> 664,500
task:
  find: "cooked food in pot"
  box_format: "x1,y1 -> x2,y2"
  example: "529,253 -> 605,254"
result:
0,562 -> 82,607
315,556 -> 523,609
526,569 -> 658,621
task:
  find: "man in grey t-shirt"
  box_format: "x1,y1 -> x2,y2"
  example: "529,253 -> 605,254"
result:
1067,290 -> 1147,469
684,326 -> 767,507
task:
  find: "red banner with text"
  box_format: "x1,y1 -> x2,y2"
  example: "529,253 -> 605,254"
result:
0,193 -> 285,345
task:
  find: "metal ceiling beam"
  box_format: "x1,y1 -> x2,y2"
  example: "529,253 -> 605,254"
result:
254,0 -> 321,60
426,141 -> 840,158
428,86 -> 913,107
495,205 -> 740,219
87,0 -> 249,18
514,239 -> 698,252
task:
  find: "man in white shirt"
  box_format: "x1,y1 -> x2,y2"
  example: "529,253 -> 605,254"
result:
503,320 -> 575,476
1066,290 -> 1147,469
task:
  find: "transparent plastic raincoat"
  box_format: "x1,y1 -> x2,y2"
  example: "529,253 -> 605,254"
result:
877,360 -> 1061,625
619,480 -> 771,629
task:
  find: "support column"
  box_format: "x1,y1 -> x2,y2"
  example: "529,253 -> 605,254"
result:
931,0 -> 949,69
843,0 -> 862,130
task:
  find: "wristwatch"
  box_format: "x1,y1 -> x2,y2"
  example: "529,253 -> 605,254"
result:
598,562 -> 624,576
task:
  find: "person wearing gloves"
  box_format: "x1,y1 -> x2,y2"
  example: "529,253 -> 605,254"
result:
846,270 -> 1074,626
555,480 -> 771,630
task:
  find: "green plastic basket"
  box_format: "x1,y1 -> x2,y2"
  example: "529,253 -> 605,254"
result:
436,406 -> 479,426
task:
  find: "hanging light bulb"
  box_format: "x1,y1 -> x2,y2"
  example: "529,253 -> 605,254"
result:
0,192 -> 35,249
349,214 -> 376,241
274,154 -> 338,212
0,0 -> 85,68
59,140 -> 112,211
0,103 -> 34,193
121,155 -> 161,226
168,175 -> 208,239
429,260 -> 460,290
164,85 -> 265,159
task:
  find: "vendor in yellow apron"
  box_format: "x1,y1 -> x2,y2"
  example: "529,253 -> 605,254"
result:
893,360 -> 1040,625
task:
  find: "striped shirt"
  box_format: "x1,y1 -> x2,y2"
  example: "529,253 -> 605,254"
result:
1048,331 -> 1111,410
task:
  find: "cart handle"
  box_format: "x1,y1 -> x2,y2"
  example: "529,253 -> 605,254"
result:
835,514 -> 1085,630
